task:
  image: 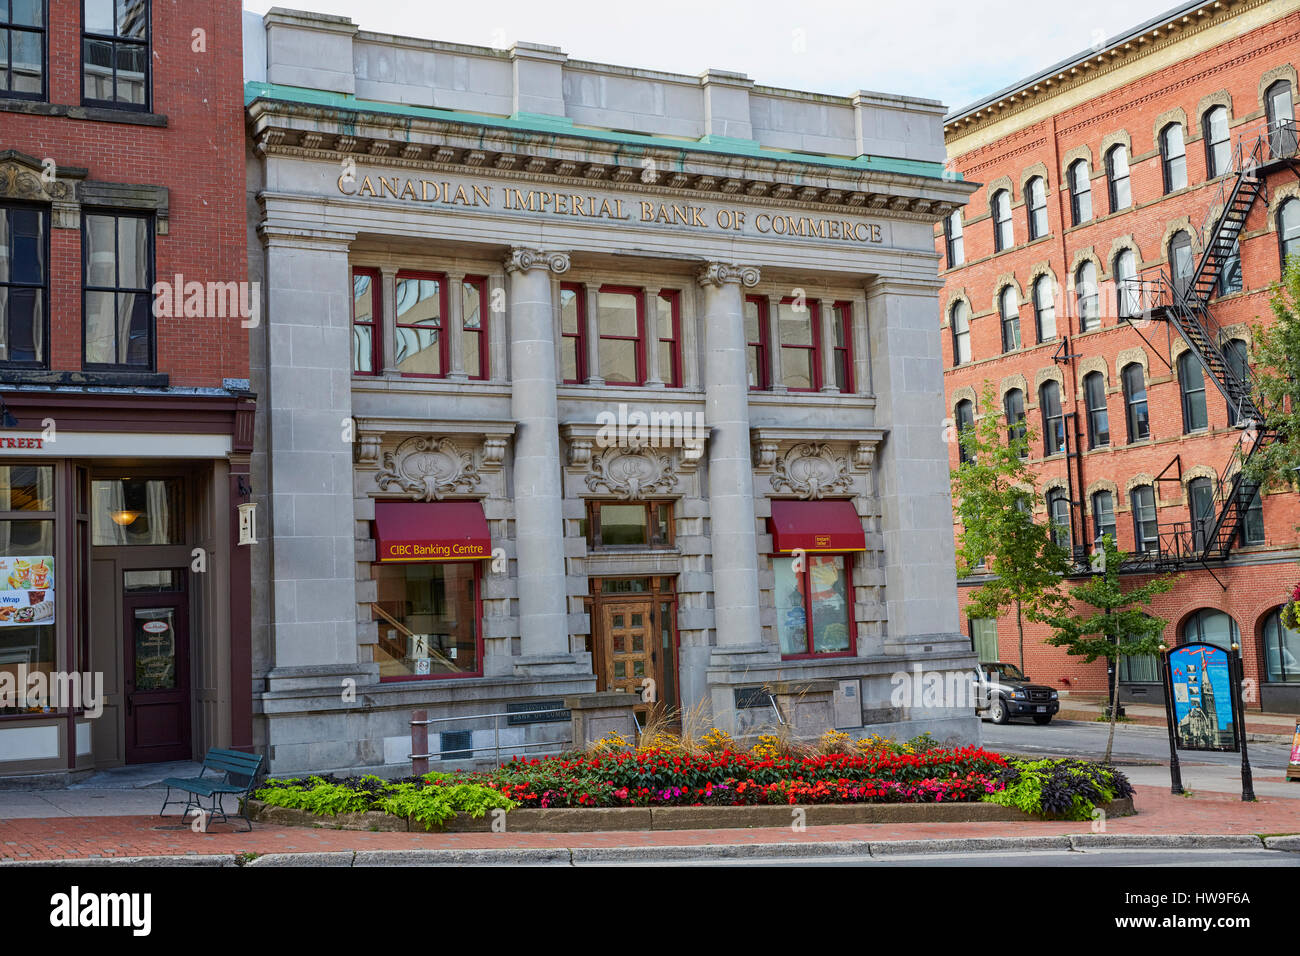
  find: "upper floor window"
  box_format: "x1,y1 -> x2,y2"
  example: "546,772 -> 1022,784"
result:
950,300 -> 971,365
944,210 -> 964,268
461,277 -> 488,381
1075,260 -> 1099,332
1266,79 -> 1296,158
955,399 -> 975,465
586,500 -> 673,551
1,0 -> 45,99
992,189 -> 1013,252
657,290 -> 682,389
1188,475 -> 1214,551
1240,486 -> 1264,547
394,271 -> 445,377
1218,235 -> 1242,297
778,297 -> 820,391
1262,608 -> 1300,683
744,295 -> 769,390
1160,123 -> 1187,193
1068,159 -> 1092,225
1223,338 -> 1249,426
1203,106 -> 1231,178
1170,231 -> 1194,298
1084,371 -> 1109,448
0,202 -> 47,368
597,286 -> 645,386
1122,362 -> 1149,442
351,267 -> 380,375
1040,380 -> 1064,456
1177,350 -> 1208,433
1004,388 -> 1026,456
83,210 -> 152,369
1106,145 -> 1131,213
560,283 -> 586,384
1025,177 -> 1048,240
1114,248 -> 1139,319
999,286 -> 1020,352
829,301 -> 853,392
1280,198 -> 1300,268
83,0 -> 150,110
1091,490 -> 1116,546
1046,488 -> 1071,551
1032,275 -> 1056,342
1131,485 -> 1158,553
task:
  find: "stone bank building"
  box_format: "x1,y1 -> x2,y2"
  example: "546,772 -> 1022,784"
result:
244,8 -> 978,773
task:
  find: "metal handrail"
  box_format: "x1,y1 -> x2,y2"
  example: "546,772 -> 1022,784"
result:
409,705 -> 574,765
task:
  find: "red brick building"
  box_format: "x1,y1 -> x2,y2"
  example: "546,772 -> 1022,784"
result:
940,0 -> 1300,714
0,0 -> 254,777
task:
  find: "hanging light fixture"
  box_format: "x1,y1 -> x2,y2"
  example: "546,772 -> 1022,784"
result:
111,510 -> 142,526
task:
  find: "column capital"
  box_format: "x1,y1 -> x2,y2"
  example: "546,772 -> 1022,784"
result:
505,247 -> 571,275
866,275 -> 943,298
697,262 -> 761,289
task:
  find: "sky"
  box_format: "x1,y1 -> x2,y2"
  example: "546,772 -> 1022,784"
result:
244,0 -> 1184,113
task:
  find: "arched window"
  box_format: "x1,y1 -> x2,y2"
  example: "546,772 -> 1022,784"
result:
1188,475 -> 1214,550
1182,608 -> 1239,649
1114,248 -> 1138,318
1131,485 -> 1158,553
1170,231 -> 1194,298
1040,380 -> 1064,455
1261,608 -> 1300,682
1177,351 -> 1208,432
992,189 -> 1013,252
1160,123 -> 1187,193
1084,371 -> 1109,448
955,399 -> 975,465
1068,159 -> 1092,225
1046,488 -> 1072,550
1122,362 -> 1149,442
945,210 -> 964,269
1279,198 -> 1300,268
1091,490 -> 1116,546
950,301 -> 971,366
1203,106 -> 1231,178
1106,144 -> 1131,213
1026,176 -> 1048,240
1076,260 -> 1099,332
1223,339 -> 1249,425
999,286 -> 1020,352
1033,274 -> 1056,342
1266,79 -> 1296,157
1004,388 -> 1026,456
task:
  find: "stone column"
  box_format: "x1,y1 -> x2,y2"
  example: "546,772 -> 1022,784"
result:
506,248 -> 578,668
698,262 -> 763,647
583,284 -> 603,385
865,276 -> 966,652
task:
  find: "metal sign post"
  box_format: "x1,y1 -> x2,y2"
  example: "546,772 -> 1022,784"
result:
1231,643 -> 1255,802
1159,644 -> 1184,794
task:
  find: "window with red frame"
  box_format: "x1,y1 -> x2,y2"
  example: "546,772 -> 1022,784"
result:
598,285 -> 644,385
831,301 -> 853,392
744,295 -> 769,389
778,297 -> 821,391
774,553 -> 853,657
657,290 -> 682,388
352,267 -> 381,375
560,283 -> 585,384
394,271 -> 446,377
461,276 -> 488,380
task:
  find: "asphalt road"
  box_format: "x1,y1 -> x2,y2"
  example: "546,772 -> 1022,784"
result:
583,848 -> 1300,867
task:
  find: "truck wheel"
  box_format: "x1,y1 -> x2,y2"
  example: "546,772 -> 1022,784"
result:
989,698 -> 1009,725
1032,716 -> 1052,725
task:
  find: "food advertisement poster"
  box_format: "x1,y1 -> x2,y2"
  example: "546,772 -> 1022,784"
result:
0,556 -> 54,627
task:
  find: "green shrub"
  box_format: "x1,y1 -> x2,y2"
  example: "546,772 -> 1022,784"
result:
252,773 -> 515,830
982,758 -> 1133,820
376,782 -> 516,831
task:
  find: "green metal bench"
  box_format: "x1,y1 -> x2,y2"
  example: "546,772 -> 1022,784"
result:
159,748 -> 264,832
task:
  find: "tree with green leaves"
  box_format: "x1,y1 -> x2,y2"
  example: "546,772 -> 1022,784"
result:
951,382 -> 1071,673
1243,256 -> 1300,491
1043,535 -> 1177,764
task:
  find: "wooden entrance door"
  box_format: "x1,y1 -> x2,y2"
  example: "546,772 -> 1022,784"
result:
124,589 -> 191,763
600,600 -> 656,710
591,577 -> 680,726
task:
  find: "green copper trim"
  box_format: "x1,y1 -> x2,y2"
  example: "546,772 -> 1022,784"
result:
244,81 -> 958,181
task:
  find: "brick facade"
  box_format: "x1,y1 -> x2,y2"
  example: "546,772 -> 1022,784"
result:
940,0 -> 1300,712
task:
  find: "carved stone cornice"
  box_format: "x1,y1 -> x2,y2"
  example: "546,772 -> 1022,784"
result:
697,262 -> 761,289
376,436 -> 482,501
768,443 -> 853,500
504,247 -> 571,276
0,149 -> 86,229
585,445 -> 680,501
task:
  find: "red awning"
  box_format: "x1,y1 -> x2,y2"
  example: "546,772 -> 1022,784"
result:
374,500 -> 491,562
768,500 -> 865,554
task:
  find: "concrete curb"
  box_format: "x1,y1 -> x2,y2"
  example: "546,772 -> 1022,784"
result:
0,854 -> 235,867
1068,833 -> 1264,849
1262,835 -> 1300,850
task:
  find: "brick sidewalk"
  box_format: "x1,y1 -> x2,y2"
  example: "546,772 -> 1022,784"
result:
2,785 -> 1297,862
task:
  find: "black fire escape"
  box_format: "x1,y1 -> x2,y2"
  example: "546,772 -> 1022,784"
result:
1119,119 -> 1300,578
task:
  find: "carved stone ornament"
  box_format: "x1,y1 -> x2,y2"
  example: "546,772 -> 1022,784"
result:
0,160 -> 72,203
586,446 -> 679,500
697,262 -> 761,288
769,443 -> 853,500
356,433 -> 383,465
376,436 -> 481,501
504,247 -> 571,275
